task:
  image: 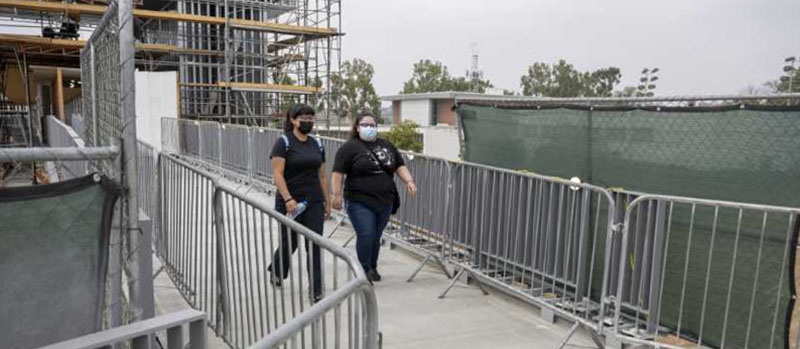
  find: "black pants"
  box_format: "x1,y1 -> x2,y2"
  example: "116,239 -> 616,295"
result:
268,199 -> 324,297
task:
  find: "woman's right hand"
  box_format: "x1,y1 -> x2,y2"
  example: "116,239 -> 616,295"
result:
286,199 -> 299,215
332,195 -> 343,210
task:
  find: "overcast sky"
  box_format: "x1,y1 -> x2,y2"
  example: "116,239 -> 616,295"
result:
341,0 -> 800,98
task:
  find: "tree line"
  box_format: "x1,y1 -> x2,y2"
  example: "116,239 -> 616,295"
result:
329,57 -> 798,121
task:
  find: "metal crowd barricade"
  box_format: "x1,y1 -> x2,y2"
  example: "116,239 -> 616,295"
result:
442,164 -> 617,339
610,192 -> 800,349
161,117 -> 180,154
45,115 -> 89,180
388,153 -> 454,282
250,126 -> 281,184
160,119 -> 619,333
179,120 -> 201,157
137,141 -> 158,219
220,123 -> 252,174
215,179 -> 379,349
158,153 -> 379,348
199,121 -> 222,165
159,117 -> 800,348
158,154 -> 221,329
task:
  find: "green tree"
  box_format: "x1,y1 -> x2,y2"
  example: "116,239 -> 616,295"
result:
587,67 -> 622,97
331,58 -> 381,121
402,59 -> 492,93
613,86 -> 638,97
520,59 -> 622,97
381,120 -> 422,153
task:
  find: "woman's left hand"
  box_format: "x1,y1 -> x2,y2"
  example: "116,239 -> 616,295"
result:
324,200 -> 332,220
406,181 -> 417,198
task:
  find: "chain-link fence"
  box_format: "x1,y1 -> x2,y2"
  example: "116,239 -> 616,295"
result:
79,0 -> 152,328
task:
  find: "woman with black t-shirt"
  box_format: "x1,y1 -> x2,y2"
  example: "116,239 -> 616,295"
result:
332,112 -> 417,282
267,104 -> 330,302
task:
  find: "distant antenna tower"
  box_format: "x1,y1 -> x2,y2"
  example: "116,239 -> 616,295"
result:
467,43 -> 483,92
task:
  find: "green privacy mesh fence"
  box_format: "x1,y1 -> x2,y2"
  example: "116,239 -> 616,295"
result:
0,174 -> 118,349
458,103 -> 800,208
458,103 -> 800,348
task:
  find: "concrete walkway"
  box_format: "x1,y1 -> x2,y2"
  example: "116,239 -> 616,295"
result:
154,214 -> 596,349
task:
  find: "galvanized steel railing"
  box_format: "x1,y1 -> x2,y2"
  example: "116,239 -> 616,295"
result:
609,192 -> 800,349
160,117 -> 800,349
157,153 -> 379,348
45,115 -> 90,180
39,309 -> 207,349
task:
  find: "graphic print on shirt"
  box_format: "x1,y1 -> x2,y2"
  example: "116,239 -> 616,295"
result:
367,146 -> 394,174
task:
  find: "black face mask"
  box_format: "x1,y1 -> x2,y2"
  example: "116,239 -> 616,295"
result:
298,121 -> 314,134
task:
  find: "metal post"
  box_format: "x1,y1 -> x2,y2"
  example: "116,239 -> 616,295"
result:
118,0 -> 153,320
19,52 -> 38,184
90,45 -> 98,147
223,0 -> 231,124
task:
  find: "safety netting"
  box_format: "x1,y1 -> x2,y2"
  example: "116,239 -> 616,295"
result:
0,174 -> 119,348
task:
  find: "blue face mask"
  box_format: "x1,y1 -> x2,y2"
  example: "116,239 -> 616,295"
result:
359,126 -> 378,141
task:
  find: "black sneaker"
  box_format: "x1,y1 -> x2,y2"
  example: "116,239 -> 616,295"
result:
367,269 -> 382,282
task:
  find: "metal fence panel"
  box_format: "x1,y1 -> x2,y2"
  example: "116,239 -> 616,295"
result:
158,153 -> 379,348
137,141 -> 158,219
445,164 -> 617,331
158,154 -> 220,329
46,116 -> 89,180
161,118 -> 179,153
200,121 -> 221,165
220,124 -> 251,174
215,182 -> 378,348
251,127 -> 281,184
163,119 -> 621,337
613,194 -> 800,349
179,120 -> 201,157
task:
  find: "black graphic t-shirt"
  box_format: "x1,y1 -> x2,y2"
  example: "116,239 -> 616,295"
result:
333,138 -> 405,211
270,132 -> 325,204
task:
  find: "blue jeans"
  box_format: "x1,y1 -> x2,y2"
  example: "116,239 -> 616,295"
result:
346,201 -> 392,271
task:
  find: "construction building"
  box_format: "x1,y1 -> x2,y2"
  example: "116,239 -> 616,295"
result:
0,0 -> 341,150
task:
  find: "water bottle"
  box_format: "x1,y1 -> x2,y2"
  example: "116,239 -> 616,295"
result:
288,200 -> 308,220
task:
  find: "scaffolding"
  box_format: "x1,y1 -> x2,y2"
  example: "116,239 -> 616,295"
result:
136,0 -> 342,126
0,0 -> 342,127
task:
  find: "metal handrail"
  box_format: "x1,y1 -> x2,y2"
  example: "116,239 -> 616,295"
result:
159,153 -> 380,348
38,310 -> 207,349
0,146 -> 119,162
213,179 -> 379,348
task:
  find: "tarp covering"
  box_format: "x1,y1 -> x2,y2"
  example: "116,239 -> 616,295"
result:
0,174 -> 118,349
458,103 -> 800,207
458,103 -> 800,348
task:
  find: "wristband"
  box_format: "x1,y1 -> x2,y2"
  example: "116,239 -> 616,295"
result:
285,197 -> 295,203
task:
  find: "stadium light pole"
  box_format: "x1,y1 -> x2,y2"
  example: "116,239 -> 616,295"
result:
638,67 -> 659,97
782,56 -> 797,106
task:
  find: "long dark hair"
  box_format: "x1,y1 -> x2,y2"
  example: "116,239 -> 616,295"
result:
284,104 -> 315,132
350,112 -> 376,140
